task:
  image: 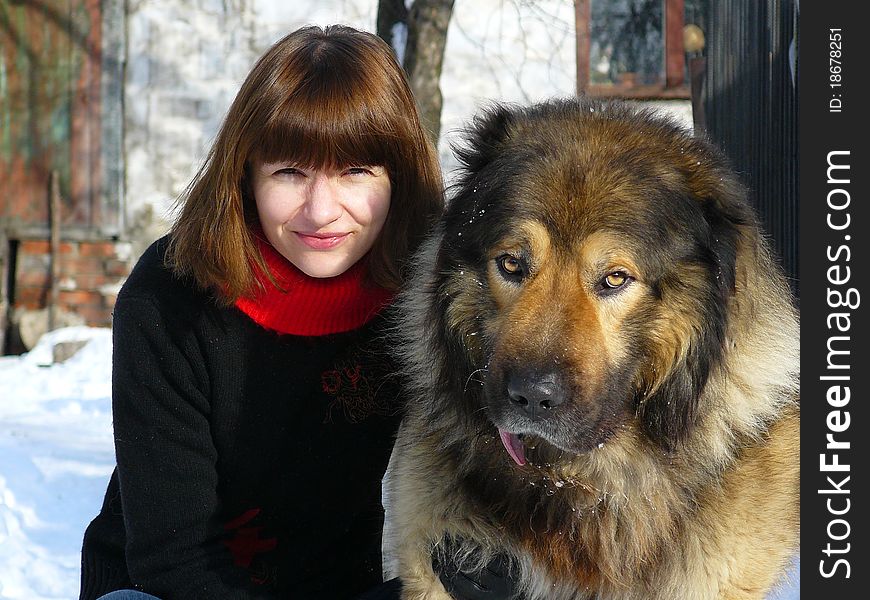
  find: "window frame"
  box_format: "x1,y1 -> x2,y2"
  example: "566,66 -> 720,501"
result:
574,0 -> 690,99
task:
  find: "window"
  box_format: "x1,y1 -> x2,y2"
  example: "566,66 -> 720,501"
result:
575,0 -> 707,98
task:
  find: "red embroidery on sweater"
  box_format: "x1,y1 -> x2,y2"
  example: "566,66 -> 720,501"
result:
321,370 -> 342,394
320,359 -> 397,424
223,508 -> 278,570
344,365 -> 362,390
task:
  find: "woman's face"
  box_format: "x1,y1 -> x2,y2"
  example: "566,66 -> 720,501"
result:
252,161 -> 391,278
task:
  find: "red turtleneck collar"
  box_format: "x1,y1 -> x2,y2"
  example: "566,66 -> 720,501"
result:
234,236 -> 394,336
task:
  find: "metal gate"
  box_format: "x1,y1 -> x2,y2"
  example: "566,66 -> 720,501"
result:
700,0 -> 799,296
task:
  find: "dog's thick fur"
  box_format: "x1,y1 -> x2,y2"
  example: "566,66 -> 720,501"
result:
387,99 -> 799,600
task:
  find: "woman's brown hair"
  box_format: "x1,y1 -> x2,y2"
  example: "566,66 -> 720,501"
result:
166,24 -> 444,301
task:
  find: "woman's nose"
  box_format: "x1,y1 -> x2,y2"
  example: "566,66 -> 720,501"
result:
303,173 -> 343,226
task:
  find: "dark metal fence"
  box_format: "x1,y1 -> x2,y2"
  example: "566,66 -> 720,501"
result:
701,0 -> 799,296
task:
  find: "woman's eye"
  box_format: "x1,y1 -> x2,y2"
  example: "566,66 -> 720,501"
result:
346,166 -> 373,176
275,167 -> 303,176
496,254 -> 527,280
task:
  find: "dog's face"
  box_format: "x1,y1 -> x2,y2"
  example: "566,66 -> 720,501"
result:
480,223 -> 654,457
429,100 -> 752,459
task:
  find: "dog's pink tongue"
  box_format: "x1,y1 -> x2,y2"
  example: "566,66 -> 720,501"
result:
498,429 -> 527,466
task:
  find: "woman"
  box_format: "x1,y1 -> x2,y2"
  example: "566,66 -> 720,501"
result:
79,25 -> 442,600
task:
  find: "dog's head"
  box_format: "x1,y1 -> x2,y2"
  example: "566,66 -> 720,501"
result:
427,99 -> 755,458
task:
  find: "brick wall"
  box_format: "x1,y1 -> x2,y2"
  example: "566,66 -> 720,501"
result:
12,238 -> 132,327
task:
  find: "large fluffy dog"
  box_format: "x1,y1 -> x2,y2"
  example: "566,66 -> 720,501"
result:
387,99 -> 799,600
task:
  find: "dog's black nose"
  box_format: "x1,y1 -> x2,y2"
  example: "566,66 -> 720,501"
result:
506,370 -> 566,420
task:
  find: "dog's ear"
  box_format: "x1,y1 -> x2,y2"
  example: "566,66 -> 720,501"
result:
685,142 -> 756,294
638,141 -> 752,451
453,103 -> 517,175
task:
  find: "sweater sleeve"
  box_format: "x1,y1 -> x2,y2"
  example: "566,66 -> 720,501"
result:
110,293 -> 278,600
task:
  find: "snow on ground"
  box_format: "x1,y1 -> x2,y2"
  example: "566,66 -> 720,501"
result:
0,327 -> 115,600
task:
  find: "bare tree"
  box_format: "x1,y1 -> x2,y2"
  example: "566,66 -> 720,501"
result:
377,0 -> 455,144
377,0 -> 409,55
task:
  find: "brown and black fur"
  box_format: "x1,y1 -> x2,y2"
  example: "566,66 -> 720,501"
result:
386,99 -> 799,600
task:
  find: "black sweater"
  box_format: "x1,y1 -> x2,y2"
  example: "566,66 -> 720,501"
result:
80,238 -> 402,600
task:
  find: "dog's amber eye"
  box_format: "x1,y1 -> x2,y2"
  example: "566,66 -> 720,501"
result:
604,272 -> 628,288
496,254 -> 526,280
598,271 -> 633,296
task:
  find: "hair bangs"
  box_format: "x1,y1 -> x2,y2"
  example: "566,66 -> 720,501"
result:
252,74 -> 399,172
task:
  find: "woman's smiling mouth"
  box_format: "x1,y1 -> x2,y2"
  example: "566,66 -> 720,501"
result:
294,231 -> 352,249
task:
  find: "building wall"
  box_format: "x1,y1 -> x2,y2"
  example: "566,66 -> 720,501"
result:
0,0 -> 112,233
13,239 -> 130,326
3,235 -> 130,352
1,0 -> 124,351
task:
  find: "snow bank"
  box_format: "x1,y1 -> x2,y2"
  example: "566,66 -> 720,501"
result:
0,327 -> 115,600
